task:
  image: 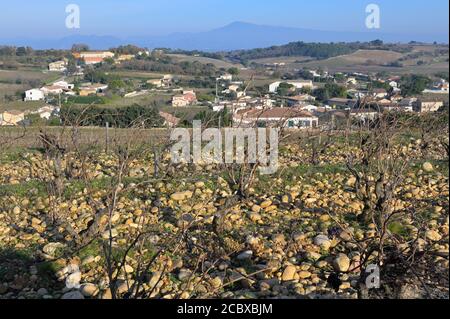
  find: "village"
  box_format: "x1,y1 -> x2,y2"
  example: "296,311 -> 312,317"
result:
0,46 -> 448,129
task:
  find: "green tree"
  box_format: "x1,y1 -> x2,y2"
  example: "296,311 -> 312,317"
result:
103,57 -> 115,65
197,93 -> 215,103
370,39 -> 384,46
370,81 -> 391,91
16,47 -> 28,56
277,82 -> 295,96
313,83 -> 346,101
67,57 -> 78,75
401,75 -> 431,96
71,44 -> 89,52
227,67 -> 240,76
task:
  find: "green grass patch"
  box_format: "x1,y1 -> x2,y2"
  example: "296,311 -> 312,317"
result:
0,244 -> 41,281
0,180 -> 47,197
64,95 -> 107,105
78,240 -> 103,261
388,221 -> 409,237
275,163 -> 347,185
410,159 -> 449,177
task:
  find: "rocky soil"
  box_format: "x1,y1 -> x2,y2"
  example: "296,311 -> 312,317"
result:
0,138 -> 448,300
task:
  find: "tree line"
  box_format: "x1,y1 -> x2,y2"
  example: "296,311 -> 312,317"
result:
60,104 -> 164,128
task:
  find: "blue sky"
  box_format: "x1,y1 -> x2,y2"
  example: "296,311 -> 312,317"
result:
1,0 -> 448,38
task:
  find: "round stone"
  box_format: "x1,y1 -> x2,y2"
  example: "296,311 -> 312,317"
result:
80,283 -> 99,297
281,265 -> 297,281
66,271 -> 82,289
426,230 -> 442,242
423,162 -> 434,173
333,254 -> 351,272
298,271 -> 312,279
237,250 -> 253,261
314,235 -> 332,250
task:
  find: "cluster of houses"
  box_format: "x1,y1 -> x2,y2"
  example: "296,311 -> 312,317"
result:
24,80 -> 108,102
327,92 -> 445,116
3,51 -> 448,129
209,77 -> 319,129
48,50 -> 151,73
205,69 -> 449,129
2,76 -> 110,126
213,96 -> 274,113
423,78 -> 450,94
208,77 -> 316,128
233,107 -> 319,129
216,74 -> 246,99
25,80 -> 74,101
3,79 -> 110,126
228,94 -> 319,129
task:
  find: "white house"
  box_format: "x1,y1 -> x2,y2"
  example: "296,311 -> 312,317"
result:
48,60 -> 67,72
24,89 -> 45,101
37,106 -> 56,119
423,80 -> 449,94
350,109 -> 380,122
28,105 -> 58,119
389,81 -> 398,88
247,97 -> 274,109
372,88 -> 388,99
218,74 -> 233,81
269,80 -> 314,93
228,84 -> 240,92
300,105 -> 319,112
213,104 -> 226,112
309,70 -> 321,78
234,107 -> 319,129
52,81 -> 74,90
353,91 -> 367,99
347,77 -> 358,85
40,85 -> 64,95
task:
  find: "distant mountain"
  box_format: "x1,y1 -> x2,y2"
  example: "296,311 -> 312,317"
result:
137,22 -> 395,51
0,35 -> 124,50
0,22 -> 447,51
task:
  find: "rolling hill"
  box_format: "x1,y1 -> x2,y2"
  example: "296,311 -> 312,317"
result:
1,22 -> 448,51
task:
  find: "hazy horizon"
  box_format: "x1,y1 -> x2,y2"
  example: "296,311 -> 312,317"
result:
1,0 -> 448,42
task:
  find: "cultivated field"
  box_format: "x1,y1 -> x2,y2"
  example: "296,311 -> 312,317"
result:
168,54 -> 242,69
249,56 -> 314,65
0,69 -> 61,102
253,47 -> 449,76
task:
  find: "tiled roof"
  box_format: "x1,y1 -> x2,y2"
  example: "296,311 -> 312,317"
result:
239,108 -> 316,119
